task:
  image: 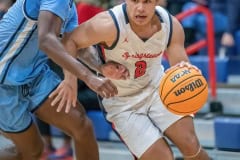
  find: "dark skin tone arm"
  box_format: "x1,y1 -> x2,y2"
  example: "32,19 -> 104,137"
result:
47,11 -> 126,112
38,11 -> 93,82
37,11 -> 118,99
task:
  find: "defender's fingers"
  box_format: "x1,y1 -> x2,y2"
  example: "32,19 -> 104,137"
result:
49,87 -> 60,98
72,97 -> 77,108
51,89 -> 64,106
56,95 -> 66,112
65,98 -> 72,113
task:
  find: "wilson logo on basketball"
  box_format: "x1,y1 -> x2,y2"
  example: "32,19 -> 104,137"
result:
174,79 -> 204,96
170,69 -> 191,83
159,66 -> 208,115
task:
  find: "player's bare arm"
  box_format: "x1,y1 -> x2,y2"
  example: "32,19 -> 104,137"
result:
77,47 -> 103,73
65,11 -> 129,79
75,12 -> 129,79
166,16 -> 200,72
166,16 -> 189,67
77,48 -> 130,80
67,11 -> 117,49
38,10 -> 96,82
49,32 -> 79,113
61,11 -> 117,81
38,11 -> 118,113
38,11 -> 92,112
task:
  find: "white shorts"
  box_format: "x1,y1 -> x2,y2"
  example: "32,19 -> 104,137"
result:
102,87 -> 184,158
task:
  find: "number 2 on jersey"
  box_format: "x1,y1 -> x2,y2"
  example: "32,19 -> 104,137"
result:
134,61 -> 147,78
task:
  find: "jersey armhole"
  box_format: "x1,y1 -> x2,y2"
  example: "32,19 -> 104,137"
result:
94,44 -> 106,64
166,11 -> 173,48
22,0 -> 38,21
103,10 -> 120,50
155,6 -> 173,48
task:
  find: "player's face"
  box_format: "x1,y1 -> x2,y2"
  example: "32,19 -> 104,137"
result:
126,0 -> 158,26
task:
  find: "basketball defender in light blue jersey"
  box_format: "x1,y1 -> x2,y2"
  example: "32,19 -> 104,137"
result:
0,0 -> 114,159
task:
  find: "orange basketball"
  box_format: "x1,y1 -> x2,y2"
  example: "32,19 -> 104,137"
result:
159,66 -> 208,115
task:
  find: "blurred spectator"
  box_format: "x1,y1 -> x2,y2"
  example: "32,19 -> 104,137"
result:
0,0 -> 15,19
166,0 -> 208,52
218,0 -> 240,56
181,0 -> 230,55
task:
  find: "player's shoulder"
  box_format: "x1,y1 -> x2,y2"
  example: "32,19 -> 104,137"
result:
155,6 -> 172,21
155,5 -> 169,14
108,3 -> 126,18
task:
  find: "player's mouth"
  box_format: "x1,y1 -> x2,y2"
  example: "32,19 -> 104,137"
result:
135,15 -> 147,20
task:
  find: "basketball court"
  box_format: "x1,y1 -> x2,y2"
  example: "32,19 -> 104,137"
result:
1,130 -> 240,160
0,74 -> 240,160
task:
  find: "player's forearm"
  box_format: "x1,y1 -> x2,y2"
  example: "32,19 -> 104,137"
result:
61,36 -> 78,82
57,52 -> 97,83
39,34 -> 95,82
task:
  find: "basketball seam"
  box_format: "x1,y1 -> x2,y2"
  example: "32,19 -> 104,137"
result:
166,84 -> 208,113
162,74 -> 203,103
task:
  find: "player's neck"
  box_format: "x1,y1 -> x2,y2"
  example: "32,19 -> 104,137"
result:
129,16 -> 161,39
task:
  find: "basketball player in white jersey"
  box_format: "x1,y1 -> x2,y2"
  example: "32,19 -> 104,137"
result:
53,0 -> 210,159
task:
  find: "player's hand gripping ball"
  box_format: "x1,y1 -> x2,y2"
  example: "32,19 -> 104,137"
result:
159,62 -> 208,115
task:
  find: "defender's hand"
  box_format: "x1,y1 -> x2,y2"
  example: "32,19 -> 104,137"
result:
49,79 -> 77,113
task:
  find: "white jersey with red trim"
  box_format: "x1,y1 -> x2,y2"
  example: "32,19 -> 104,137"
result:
103,3 -> 172,97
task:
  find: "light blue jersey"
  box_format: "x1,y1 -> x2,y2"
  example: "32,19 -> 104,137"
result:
0,0 -> 78,85
0,0 -> 78,133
